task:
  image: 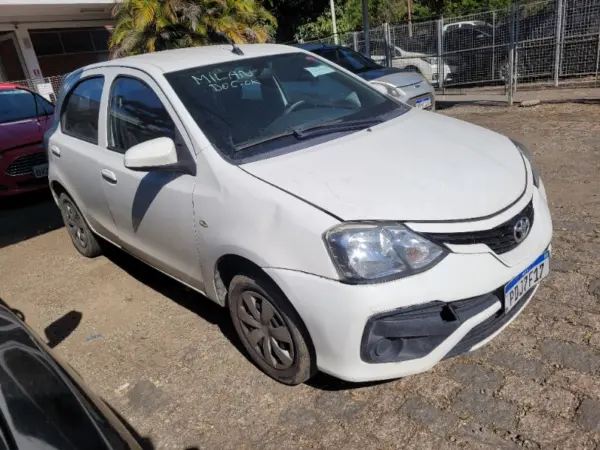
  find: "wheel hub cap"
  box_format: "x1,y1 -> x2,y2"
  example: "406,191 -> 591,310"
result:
238,291 -> 295,370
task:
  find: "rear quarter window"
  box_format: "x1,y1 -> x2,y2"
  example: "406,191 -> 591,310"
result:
61,77 -> 104,144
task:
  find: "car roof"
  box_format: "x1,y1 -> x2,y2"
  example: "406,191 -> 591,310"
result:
0,83 -> 20,90
85,43 -> 303,74
294,42 -> 341,51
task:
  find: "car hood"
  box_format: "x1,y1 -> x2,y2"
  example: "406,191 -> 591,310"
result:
243,111 -> 527,222
359,67 -> 425,87
0,117 -> 51,153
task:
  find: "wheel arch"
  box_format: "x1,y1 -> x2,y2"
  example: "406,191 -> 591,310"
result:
49,180 -> 98,237
215,253 -> 318,373
50,180 -> 68,204
213,254 -> 270,306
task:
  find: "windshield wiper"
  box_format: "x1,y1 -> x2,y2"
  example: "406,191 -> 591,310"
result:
294,117 -> 383,138
234,129 -> 298,151
234,118 -> 383,152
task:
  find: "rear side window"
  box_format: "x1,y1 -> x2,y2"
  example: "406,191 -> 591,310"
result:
108,76 -> 176,153
61,77 -> 104,144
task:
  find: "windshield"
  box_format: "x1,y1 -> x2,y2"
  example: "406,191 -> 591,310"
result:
165,52 -> 407,161
317,47 -> 380,73
0,89 -> 54,124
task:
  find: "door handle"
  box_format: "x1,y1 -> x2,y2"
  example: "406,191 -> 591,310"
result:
100,169 -> 117,184
49,145 -> 61,157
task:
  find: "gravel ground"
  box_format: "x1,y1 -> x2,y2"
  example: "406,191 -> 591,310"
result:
1,102 -> 600,449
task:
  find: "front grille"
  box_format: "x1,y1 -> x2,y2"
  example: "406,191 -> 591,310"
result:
5,152 -> 47,176
424,201 -> 534,255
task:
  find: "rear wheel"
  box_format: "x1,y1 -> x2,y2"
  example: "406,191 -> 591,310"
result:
228,273 -> 316,385
58,193 -> 102,258
405,65 -> 422,74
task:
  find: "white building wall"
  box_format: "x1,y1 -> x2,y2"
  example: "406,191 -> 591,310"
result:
13,27 -> 43,78
0,1 -> 114,79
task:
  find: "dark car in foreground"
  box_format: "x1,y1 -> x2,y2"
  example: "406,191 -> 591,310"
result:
0,83 -> 53,197
0,302 -> 143,449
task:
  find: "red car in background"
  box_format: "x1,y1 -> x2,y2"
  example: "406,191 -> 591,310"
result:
0,83 -> 54,196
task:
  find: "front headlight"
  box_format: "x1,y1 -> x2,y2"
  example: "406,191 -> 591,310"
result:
370,81 -> 404,99
324,223 -> 447,283
511,139 -> 540,187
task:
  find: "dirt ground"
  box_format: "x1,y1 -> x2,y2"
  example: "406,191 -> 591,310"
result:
1,102 -> 600,449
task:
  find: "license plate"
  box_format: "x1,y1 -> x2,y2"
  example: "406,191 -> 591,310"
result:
415,97 -> 432,109
504,251 -> 550,313
32,164 -> 48,178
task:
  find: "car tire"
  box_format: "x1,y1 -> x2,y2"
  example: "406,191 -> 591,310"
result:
405,65 -> 421,74
58,193 -> 102,258
228,273 -> 316,385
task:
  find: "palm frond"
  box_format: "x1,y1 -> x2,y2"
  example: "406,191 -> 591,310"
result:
110,0 -> 276,57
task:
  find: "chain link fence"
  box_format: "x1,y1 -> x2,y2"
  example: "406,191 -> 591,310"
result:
300,0 -> 600,103
7,0 -> 600,105
11,75 -> 63,103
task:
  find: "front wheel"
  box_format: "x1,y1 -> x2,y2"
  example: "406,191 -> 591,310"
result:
228,273 -> 316,385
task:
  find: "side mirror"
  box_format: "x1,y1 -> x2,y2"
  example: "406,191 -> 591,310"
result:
124,137 -> 178,171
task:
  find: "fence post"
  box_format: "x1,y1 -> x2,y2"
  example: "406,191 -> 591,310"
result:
596,14 -> 600,84
352,32 -> 358,51
437,16 -> 444,91
492,11 -> 496,82
508,2 -> 516,105
383,23 -> 392,67
553,0 -> 564,86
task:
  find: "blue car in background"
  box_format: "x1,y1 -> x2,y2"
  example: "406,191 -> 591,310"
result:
295,43 -> 435,110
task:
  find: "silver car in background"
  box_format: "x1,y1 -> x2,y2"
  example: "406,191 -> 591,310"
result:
296,43 -> 435,110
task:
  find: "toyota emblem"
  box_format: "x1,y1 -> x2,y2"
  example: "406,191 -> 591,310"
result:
513,217 -> 531,243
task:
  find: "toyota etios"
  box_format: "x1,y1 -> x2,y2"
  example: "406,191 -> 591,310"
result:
46,44 -> 552,385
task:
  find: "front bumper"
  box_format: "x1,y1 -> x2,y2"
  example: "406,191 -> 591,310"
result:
0,149 -> 48,197
265,187 -> 552,382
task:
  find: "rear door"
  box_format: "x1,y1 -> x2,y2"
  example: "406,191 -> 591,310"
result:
98,67 -> 201,288
48,71 -> 119,242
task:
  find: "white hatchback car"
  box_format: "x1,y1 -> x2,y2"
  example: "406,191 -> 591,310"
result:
46,44 -> 552,385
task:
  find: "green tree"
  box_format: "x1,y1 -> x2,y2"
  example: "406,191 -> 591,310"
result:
109,0 -> 276,58
294,0 -> 516,41
295,0 -> 433,41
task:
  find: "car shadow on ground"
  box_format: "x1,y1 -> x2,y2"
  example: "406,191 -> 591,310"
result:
0,189 -> 63,249
101,245 -> 247,357
102,245 -> 395,392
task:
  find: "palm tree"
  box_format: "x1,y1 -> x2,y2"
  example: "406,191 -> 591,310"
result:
109,0 -> 276,59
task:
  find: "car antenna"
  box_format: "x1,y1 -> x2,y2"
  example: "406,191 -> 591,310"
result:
217,32 -> 244,56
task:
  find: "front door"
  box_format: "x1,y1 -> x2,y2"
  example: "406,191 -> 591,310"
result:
98,68 -> 202,289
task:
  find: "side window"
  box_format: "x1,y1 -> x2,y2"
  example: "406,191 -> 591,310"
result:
61,77 -> 104,144
35,94 -> 55,116
108,77 -> 176,153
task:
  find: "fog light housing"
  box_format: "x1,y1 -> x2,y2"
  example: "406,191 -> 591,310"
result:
361,294 -> 499,363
